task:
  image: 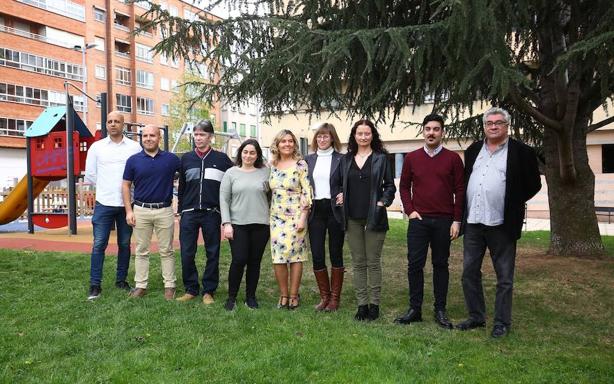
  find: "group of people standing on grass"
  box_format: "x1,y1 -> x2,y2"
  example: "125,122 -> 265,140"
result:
84,106 -> 541,338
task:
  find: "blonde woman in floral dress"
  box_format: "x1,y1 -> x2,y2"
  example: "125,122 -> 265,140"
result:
269,129 -> 312,310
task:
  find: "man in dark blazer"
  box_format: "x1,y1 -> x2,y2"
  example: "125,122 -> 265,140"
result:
457,107 -> 541,338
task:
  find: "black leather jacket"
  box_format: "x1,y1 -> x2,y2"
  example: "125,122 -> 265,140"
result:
333,151 -> 396,232
305,151 -> 344,224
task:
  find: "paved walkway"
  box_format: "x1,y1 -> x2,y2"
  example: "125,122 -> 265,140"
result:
0,215 -> 612,254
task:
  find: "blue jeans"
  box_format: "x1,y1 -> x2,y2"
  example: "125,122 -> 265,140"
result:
90,202 -> 133,286
179,210 -> 221,296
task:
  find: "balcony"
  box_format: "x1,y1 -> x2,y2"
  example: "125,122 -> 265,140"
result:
114,40 -> 131,58
115,51 -> 130,59
0,24 -> 76,49
17,0 -> 85,22
114,12 -> 130,32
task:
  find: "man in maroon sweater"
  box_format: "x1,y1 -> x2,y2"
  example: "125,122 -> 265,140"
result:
394,114 -> 465,328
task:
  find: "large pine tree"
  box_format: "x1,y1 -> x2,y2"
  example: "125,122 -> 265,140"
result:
144,0 -> 614,256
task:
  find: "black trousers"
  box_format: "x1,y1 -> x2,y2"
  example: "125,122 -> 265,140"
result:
308,199 -> 344,270
227,224 -> 270,299
462,223 -> 517,327
407,216 -> 452,311
180,210 -> 221,296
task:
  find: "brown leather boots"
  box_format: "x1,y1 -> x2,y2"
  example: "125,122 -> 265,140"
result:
314,267 -> 344,311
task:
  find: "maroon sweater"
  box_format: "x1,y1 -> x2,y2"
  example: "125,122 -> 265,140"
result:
399,147 -> 465,221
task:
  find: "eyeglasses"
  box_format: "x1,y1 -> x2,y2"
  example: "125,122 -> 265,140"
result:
485,120 -> 508,127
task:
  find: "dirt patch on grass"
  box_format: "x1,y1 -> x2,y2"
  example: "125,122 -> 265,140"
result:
515,247 -> 614,287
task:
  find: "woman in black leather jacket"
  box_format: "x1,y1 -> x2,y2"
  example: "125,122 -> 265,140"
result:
333,119 -> 396,321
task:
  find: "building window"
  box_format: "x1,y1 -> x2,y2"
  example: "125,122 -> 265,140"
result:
116,94 -> 132,113
0,116 -> 33,137
136,70 -> 154,89
169,6 -> 178,17
0,47 -> 83,81
160,77 -> 170,91
137,97 -> 154,115
171,80 -> 179,93
93,7 -> 105,23
0,81 -> 83,111
231,122 -> 237,134
250,125 -> 257,138
115,66 -> 131,85
170,57 -> 180,68
603,145 -> 614,173
159,54 -> 168,66
184,9 -> 197,21
136,43 -> 153,63
16,0 -> 85,21
223,121 -> 227,132
94,37 -> 105,51
95,65 -> 106,79
161,104 -> 170,116
239,123 -> 246,137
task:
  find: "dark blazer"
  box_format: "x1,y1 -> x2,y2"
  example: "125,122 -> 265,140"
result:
305,151 -> 344,224
334,151 -> 396,232
462,138 -> 541,240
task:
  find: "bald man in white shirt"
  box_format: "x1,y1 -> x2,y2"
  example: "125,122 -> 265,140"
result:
84,111 -> 141,300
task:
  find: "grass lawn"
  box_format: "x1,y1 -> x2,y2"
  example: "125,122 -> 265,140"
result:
1,220 -> 613,383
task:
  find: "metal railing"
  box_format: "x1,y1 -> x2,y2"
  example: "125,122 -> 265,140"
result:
114,23 -> 130,32
115,51 -> 130,59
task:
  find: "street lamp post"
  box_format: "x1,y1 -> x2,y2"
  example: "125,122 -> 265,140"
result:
73,43 -> 97,126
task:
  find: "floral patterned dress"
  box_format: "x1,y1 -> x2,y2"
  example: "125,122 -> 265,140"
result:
269,160 -> 312,264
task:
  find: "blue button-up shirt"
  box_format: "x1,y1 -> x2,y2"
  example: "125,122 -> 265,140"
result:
466,140 -> 508,226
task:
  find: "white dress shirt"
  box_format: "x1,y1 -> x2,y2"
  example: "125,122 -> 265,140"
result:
466,140 -> 509,225
84,136 -> 142,207
423,144 -> 443,157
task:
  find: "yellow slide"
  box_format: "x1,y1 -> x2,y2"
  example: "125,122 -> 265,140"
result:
0,176 -> 50,225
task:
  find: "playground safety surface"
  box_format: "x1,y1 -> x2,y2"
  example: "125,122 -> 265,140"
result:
0,219 -> 181,254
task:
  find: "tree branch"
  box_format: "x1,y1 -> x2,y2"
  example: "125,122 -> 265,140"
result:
509,88 -> 563,132
587,116 -> 614,133
582,74 -> 614,114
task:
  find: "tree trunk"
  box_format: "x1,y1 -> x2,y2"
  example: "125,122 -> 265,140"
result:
543,121 -> 604,257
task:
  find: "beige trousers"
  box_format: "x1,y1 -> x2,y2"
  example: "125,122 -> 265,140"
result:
133,205 -> 176,289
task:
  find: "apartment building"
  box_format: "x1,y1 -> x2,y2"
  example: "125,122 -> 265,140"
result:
0,0 -> 219,188
220,98 -> 261,157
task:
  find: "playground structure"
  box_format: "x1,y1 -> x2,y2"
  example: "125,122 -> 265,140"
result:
0,83 -> 103,233
25,105 -> 95,230
0,84 -> 236,233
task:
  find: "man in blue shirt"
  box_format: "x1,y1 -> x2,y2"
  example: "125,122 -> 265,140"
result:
457,107 -> 541,338
176,120 -> 233,304
122,125 -> 181,300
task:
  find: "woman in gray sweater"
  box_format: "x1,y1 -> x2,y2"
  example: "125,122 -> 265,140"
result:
220,139 -> 271,310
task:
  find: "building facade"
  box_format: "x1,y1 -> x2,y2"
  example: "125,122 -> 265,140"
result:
260,104 -> 614,213
0,0 -> 218,189
219,98 -> 261,158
